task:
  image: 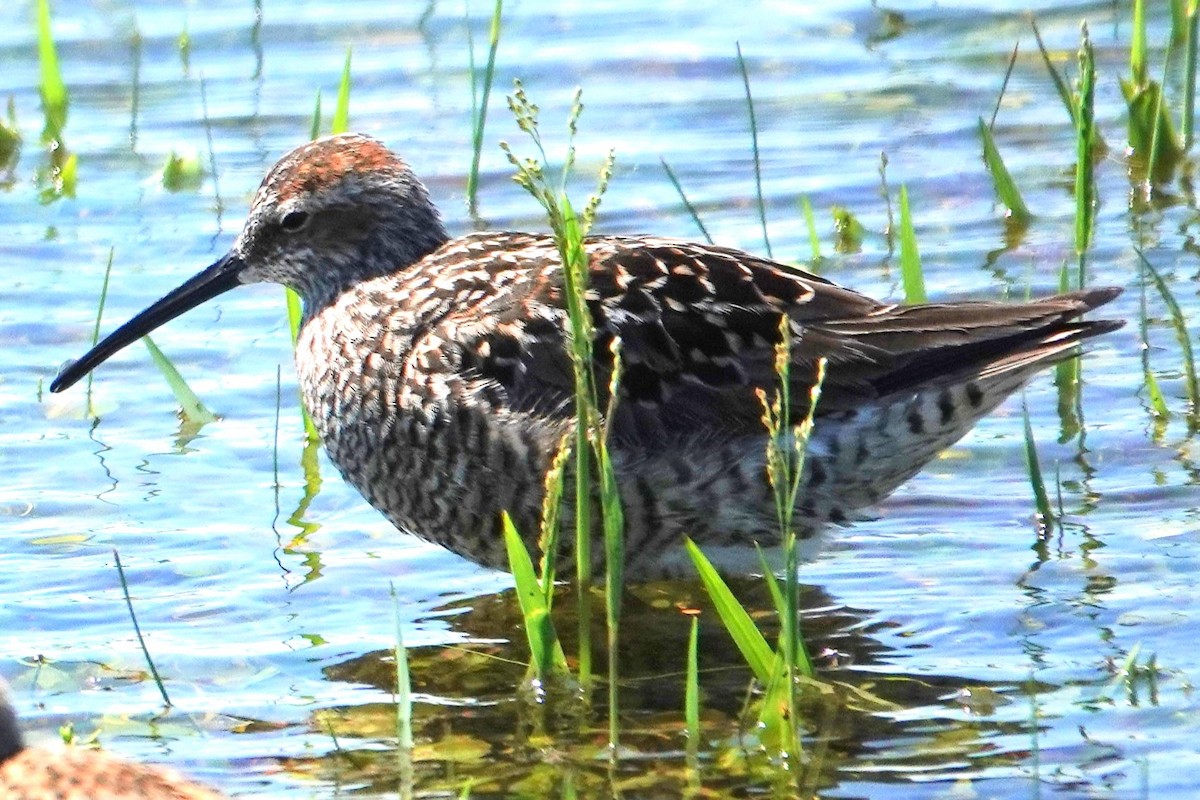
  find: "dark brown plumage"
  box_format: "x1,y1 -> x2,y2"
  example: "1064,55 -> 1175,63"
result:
50,133 -> 1123,577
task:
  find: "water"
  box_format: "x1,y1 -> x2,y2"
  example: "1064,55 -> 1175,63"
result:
1,0 -> 1198,797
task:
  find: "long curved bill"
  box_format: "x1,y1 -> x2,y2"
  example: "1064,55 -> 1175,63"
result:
49,251 -> 247,393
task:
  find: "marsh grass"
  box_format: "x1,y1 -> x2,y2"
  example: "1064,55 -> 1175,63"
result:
1183,1 -> 1198,148
142,336 -> 217,427
978,44 -> 1032,225
1136,258 -> 1171,435
737,43 -> 771,258
661,158 -> 714,244
978,119 -> 1031,223
1138,249 -> 1199,430
466,0 -> 504,218
684,614 -> 700,755
332,50 -> 352,134
36,0 -> 67,145
35,0 -> 74,202
684,336 -> 824,762
84,249 -> 115,417
113,550 -> 170,707
1022,404 -> 1055,534
499,82 -> 620,740
897,185 -> 926,303
800,196 -> 821,263
391,584 -> 415,800
1074,25 -> 1096,274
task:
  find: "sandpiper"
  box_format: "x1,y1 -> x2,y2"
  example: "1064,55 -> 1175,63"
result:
50,133 -> 1122,577
0,683 -> 225,799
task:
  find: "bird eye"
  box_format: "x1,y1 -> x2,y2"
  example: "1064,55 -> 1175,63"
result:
279,210 -> 310,232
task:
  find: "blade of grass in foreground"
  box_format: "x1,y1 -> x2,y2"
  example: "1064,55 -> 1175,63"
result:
503,512 -> 568,679
685,538 -> 774,685
142,336 -> 218,426
685,614 -> 700,755
898,185 -> 926,303
501,84 -> 620,723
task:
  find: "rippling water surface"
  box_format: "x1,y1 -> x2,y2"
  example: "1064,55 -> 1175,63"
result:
1,0 -> 1198,797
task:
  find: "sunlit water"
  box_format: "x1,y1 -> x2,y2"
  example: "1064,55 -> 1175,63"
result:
1,0 -> 1198,797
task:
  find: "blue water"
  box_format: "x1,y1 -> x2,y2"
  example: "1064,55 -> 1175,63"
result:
1,0 -> 1197,797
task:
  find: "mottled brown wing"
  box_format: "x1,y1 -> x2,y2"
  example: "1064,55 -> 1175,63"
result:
447,232 -> 1120,446
448,234 -> 881,443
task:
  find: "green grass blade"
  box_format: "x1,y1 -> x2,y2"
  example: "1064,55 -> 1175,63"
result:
736,42 -> 771,258
756,651 -> 797,756
977,117 -> 1031,223
85,249 -> 115,416
331,49 -> 352,135
1139,249 -> 1199,427
1022,404 -> 1055,532
756,545 -> 787,618
502,512 -> 568,679
114,550 -> 170,707
466,0 -> 504,217
989,42 -> 1020,130
284,288 -> 319,441
1075,23 -> 1096,272
1132,0 -> 1148,86
897,185 -> 926,303
661,158 -> 713,244
36,0 -> 68,143
1138,259 -> 1171,426
142,336 -> 217,426
390,584 -> 414,752
685,538 -> 774,685
1031,18 -> 1077,125
800,195 -> 821,262
309,89 -> 322,140
685,615 -> 700,751
1054,260 -> 1082,441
